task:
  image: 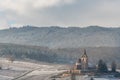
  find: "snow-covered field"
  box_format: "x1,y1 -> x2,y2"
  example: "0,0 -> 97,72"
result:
0,58 -> 66,80
0,58 -> 120,80
56,75 -> 120,80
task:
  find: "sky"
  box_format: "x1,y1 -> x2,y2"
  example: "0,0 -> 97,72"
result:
0,0 -> 120,29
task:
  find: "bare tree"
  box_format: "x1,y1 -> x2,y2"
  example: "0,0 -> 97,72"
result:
7,55 -> 15,63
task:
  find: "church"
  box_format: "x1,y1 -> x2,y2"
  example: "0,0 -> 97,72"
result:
71,49 -> 90,74
74,49 -> 88,71
61,49 -> 92,77
60,49 -> 119,78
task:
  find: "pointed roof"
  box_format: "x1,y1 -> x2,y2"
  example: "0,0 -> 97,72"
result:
81,49 -> 88,58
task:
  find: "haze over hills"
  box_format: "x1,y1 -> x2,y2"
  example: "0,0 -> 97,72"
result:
0,26 -> 120,48
0,26 -> 120,66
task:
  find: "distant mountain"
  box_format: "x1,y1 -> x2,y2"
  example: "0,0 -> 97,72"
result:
0,26 -> 120,48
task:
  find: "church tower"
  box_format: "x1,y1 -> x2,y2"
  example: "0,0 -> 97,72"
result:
81,49 -> 88,71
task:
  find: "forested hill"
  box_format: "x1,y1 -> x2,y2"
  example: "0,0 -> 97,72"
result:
0,26 -> 120,48
0,43 -> 120,67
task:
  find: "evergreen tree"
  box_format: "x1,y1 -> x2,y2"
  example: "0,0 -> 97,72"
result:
97,59 -> 108,73
90,77 -> 94,80
103,62 -> 108,72
111,61 -> 116,72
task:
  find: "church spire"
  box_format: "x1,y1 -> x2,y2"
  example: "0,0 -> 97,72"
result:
81,49 -> 88,70
84,49 -> 86,54
82,49 -> 88,58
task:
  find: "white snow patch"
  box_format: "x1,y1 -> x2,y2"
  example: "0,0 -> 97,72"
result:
94,78 -> 120,80
0,75 -> 13,80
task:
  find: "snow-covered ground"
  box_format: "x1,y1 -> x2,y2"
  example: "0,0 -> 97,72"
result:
56,75 -> 120,80
0,58 -> 66,80
94,78 -> 120,80
0,58 -> 120,80
77,76 -> 120,80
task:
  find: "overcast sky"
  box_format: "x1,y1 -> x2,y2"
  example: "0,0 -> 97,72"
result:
0,0 -> 120,29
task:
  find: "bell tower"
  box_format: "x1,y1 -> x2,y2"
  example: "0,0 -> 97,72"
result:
81,49 -> 88,71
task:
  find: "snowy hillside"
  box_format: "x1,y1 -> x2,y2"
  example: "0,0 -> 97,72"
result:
0,26 -> 120,48
0,58 -> 119,80
0,58 -> 66,80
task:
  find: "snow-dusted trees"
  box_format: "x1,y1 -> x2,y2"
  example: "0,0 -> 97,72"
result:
90,77 -> 94,80
111,61 -> 116,72
97,59 -> 108,73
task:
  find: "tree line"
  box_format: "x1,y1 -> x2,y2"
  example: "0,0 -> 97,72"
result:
97,59 -> 116,73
